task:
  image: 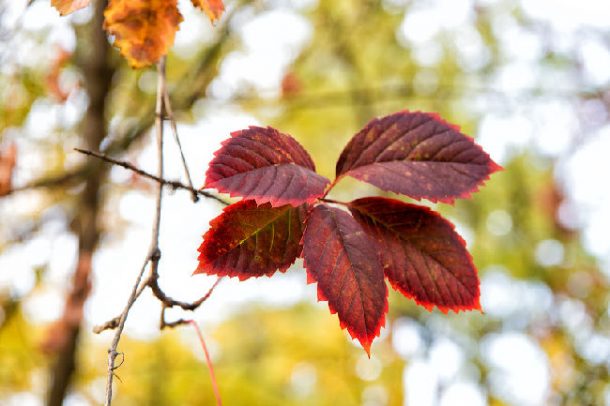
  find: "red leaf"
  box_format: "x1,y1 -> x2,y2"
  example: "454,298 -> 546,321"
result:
195,200 -> 307,280
349,197 -> 480,313
302,204 -> 388,354
205,126 -> 330,207
336,111 -> 501,203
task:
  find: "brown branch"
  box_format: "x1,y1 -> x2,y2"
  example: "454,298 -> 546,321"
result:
104,58 -> 167,406
74,148 -> 229,206
151,276 -> 223,312
159,304 -> 190,329
92,317 -> 120,334
93,276 -> 222,333
92,276 -> 150,334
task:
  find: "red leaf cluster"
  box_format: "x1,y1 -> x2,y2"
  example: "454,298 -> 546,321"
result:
196,110 -> 501,354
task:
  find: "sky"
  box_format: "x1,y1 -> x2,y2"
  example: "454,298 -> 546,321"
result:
1,0 -> 610,405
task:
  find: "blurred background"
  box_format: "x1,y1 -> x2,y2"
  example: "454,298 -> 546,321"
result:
1,0 -> 609,405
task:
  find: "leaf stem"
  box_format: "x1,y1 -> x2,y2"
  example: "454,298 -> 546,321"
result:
189,320 -> 222,406
321,177 -> 339,199
320,198 -> 348,206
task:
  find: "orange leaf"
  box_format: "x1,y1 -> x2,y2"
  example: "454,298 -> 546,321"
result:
51,0 -> 90,15
191,0 -> 225,23
103,0 -> 183,69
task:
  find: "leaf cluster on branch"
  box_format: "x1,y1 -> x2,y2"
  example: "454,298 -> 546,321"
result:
196,110 -> 501,353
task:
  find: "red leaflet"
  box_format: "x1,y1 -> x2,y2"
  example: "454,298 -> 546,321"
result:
349,197 -> 480,313
302,204 -> 388,354
195,200 -> 307,280
205,126 -> 330,207
336,111 -> 501,203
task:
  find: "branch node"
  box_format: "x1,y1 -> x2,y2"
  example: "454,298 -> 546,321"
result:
112,353 -> 125,370
151,248 -> 161,262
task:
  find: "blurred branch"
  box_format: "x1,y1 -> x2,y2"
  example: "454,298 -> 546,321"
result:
322,4 -> 373,124
74,148 -> 229,206
227,83 -> 608,111
1,169 -> 84,197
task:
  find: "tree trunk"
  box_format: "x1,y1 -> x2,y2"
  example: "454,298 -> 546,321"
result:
46,1 -> 113,404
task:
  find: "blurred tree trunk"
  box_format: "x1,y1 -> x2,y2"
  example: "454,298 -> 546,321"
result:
46,1 -> 113,405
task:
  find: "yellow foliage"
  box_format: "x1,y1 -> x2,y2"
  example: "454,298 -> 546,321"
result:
103,0 -> 184,69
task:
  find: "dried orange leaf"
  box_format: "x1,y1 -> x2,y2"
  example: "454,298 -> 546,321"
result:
103,0 -> 183,69
191,0 -> 225,23
51,0 -> 90,15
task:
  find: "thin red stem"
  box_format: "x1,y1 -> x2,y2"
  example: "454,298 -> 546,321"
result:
189,320 -> 222,406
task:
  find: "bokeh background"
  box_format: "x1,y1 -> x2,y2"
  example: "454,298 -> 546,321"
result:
1,0 -> 609,405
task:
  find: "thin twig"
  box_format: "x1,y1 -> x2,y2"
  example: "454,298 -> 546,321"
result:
103,253 -> 155,405
92,276 -> 150,334
104,58 -> 167,406
163,88 -> 199,202
159,304 -> 188,329
94,276 -> 221,333
74,148 -> 229,206
152,277 -> 223,311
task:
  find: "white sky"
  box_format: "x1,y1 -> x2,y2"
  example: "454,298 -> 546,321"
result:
1,0 -> 610,405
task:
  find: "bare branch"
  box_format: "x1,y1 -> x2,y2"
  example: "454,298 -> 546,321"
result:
92,317 -> 120,335
104,58 -> 168,406
1,169 -> 84,197
159,304 -> 190,329
74,148 -> 229,206
93,276 -> 221,334
92,276 -> 150,334
163,88 -> 199,202
151,276 -> 223,311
